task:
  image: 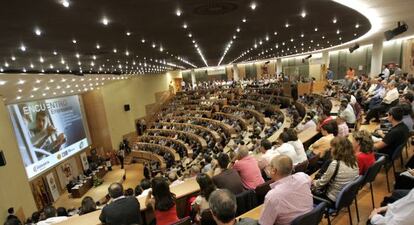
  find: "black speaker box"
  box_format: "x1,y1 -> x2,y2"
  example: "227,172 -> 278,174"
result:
0,151 -> 6,166
124,104 -> 130,111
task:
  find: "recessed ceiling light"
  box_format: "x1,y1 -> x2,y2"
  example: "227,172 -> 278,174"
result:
53,51 -> 58,55
11,56 -> 16,61
61,0 -> 70,8
76,53 -> 80,58
250,2 -> 257,10
113,48 -> 117,53
336,29 -> 340,34
176,9 -> 182,16
301,11 -> 307,18
96,44 -> 100,49
34,28 -> 42,36
242,18 -> 247,23
101,17 -> 109,26
314,27 -> 318,31
18,80 -> 25,85
141,39 -> 146,43
333,18 -> 337,24
39,57 -> 44,63
0,80 -> 8,85
126,31 -> 131,36
188,33 -> 192,37
355,23 -> 360,28
16,96 -> 21,100
183,23 -> 188,29
20,44 -> 26,52
72,39 -> 77,44
301,34 -> 304,38
236,28 -> 240,32
285,23 -> 290,28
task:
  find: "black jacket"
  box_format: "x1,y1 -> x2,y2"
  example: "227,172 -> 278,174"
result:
99,196 -> 142,225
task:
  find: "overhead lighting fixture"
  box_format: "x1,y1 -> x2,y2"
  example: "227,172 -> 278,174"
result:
250,2 -> 257,10
285,23 -> 290,28
355,23 -> 360,28
20,44 -> 26,52
72,39 -> 77,44
301,11 -> 307,18
183,23 -> 188,29
34,28 -> 42,36
61,0 -> 70,8
126,31 -> 131,36
96,44 -> 100,49
332,18 -> 337,24
242,18 -> 247,23
314,27 -> 318,31
176,9 -> 182,16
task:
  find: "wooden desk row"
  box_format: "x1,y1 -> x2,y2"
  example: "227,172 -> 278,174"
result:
146,128 -> 208,149
134,142 -> 180,162
213,112 -> 249,131
222,105 -> 266,125
157,121 -> 221,143
128,150 -> 166,170
137,135 -> 193,157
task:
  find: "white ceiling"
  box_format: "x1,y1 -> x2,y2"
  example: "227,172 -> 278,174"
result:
1,0 -> 414,104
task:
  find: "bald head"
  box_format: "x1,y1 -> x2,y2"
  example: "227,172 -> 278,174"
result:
270,155 -> 293,177
108,182 -> 124,199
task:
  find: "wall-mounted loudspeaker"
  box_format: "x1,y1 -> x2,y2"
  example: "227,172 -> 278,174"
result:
124,104 -> 130,111
0,151 -> 6,166
384,21 -> 408,41
349,43 -> 360,53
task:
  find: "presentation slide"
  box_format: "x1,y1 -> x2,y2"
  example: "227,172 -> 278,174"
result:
8,95 -> 90,180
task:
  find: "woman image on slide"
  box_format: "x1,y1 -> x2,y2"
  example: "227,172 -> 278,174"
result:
30,111 -> 66,154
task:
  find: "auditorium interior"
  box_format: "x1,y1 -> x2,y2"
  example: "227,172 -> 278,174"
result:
2,0 -> 414,225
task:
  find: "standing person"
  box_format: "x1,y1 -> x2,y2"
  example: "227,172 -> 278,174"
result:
99,183 -> 142,225
117,148 -> 125,169
259,155 -> 313,225
143,163 -> 151,180
145,177 -> 179,225
326,68 -> 334,81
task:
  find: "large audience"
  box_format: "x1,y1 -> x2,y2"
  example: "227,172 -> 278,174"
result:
6,65 -> 414,225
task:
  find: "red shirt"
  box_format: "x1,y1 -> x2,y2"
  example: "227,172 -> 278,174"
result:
356,152 -> 375,175
154,205 -> 179,225
233,155 -> 265,189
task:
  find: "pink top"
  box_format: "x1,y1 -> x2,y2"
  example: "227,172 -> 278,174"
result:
259,173 -> 313,225
337,123 -> 349,137
233,155 -> 264,189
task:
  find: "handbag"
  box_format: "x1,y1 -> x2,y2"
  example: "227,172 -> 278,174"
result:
312,161 -> 340,197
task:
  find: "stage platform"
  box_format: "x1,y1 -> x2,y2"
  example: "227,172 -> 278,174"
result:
54,164 -> 143,209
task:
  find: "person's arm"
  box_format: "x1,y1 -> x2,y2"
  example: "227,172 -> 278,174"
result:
313,161 -> 337,188
99,207 -> 107,224
145,190 -> 155,209
258,197 -> 279,225
369,206 -> 388,225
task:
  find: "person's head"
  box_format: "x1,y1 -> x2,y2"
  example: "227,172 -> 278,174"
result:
7,208 -> 14,215
352,130 -> 374,154
134,185 -> 143,196
388,81 -> 396,89
330,137 -> 357,168
237,145 -> 249,160
140,179 -> 151,190
217,153 -> 230,169
340,98 -> 349,110
387,106 -> 404,123
43,205 -> 57,219
125,188 -> 134,196
108,182 -> 124,199
80,196 -> 96,215
268,155 -> 293,181
403,92 -> 414,103
278,131 -> 290,143
196,173 -> 216,200
400,103 -> 413,116
208,189 -> 237,225
259,139 -> 272,153
190,165 -> 200,176
35,111 -> 47,130
4,218 -> 21,225
151,177 -> 175,211
31,211 -> 40,223
56,207 -> 67,217
204,155 -> 212,164
285,128 -> 298,141
321,120 -> 338,136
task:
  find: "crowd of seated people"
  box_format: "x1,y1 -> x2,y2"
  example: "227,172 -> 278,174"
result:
10,70 -> 414,225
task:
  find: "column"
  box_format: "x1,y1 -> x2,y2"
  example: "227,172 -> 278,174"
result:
370,38 -> 384,77
322,51 -> 330,80
190,69 -> 196,87
276,58 -> 282,75
232,64 -> 240,81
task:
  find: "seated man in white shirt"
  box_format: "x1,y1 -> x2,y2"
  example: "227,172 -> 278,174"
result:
369,188 -> 414,225
364,81 -> 399,124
